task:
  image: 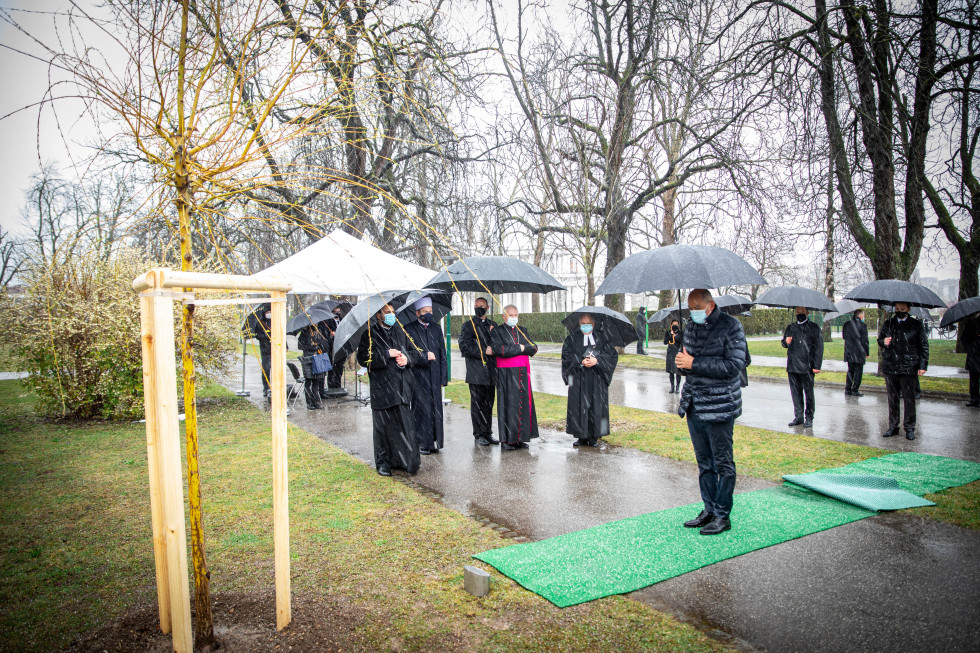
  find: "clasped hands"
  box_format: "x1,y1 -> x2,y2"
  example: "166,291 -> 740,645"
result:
387,348 -> 408,366
582,355 -> 598,367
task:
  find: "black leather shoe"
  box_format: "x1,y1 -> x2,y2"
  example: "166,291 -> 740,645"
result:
915,392 -> 922,399
487,437 -> 500,444
683,510 -> 714,528
853,391 -> 864,397
476,436 -> 493,446
802,420 -> 813,428
501,443 -> 517,450
573,439 -> 585,447
882,428 -> 900,437
844,390 -> 853,396
906,430 -> 916,440
788,418 -> 803,427
419,448 -> 432,455
431,447 -> 440,454
377,466 -> 392,476
517,442 -> 530,449
700,517 -> 731,535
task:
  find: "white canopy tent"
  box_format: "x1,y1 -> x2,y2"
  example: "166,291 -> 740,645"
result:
260,229 -> 436,295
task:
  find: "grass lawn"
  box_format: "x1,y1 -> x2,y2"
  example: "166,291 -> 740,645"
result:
444,382 -> 979,531
747,337 -> 966,368
0,379 -> 730,653
534,351 -> 970,395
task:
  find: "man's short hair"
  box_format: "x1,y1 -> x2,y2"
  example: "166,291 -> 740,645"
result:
475,296 -> 488,305
503,304 -> 518,314
688,289 -> 713,305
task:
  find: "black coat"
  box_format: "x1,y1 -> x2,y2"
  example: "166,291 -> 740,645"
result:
246,304 -> 272,343
458,316 -> 497,385
404,320 -> 449,449
561,329 -> 618,440
488,323 -> 539,443
963,317 -> 980,373
298,325 -> 330,356
740,341 -> 752,388
878,316 -> 929,375
356,320 -> 423,410
842,316 -> 870,364
678,309 -> 746,423
635,311 -> 648,340
781,319 -> 824,374
663,327 -> 683,374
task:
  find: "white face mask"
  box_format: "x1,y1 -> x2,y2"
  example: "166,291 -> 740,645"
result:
506,316 -> 519,328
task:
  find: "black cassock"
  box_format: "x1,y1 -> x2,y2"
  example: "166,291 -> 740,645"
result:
488,324 -> 539,445
561,329 -> 618,444
356,321 -> 423,474
404,319 -> 449,450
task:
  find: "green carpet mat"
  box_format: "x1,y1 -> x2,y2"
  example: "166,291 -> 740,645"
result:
474,452 -> 980,608
781,473 -> 935,511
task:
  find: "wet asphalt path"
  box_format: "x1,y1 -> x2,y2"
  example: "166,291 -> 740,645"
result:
448,353 -> 980,463
225,356 -> 980,653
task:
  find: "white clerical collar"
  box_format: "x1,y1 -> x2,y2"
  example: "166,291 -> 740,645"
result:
583,332 -> 596,347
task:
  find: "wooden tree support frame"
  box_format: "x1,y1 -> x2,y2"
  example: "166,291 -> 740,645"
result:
134,268 -> 293,653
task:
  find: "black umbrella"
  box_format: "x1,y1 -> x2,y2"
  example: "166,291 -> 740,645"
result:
843,279 -> 945,308
286,306 -> 336,334
424,256 -> 565,295
755,285 -> 836,312
332,290 -> 413,360
647,307 -> 689,325
940,296 -> 980,328
311,299 -> 353,317
561,305 -> 638,348
713,294 -> 755,314
396,290 -> 454,325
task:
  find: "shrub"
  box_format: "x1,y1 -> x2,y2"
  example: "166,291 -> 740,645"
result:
4,249 -> 238,420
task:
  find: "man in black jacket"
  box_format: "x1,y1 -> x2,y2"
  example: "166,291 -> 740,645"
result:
781,307 -> 824,428
963,315 -> 980,408
246,303 -> 273,398
675,289 -> 746,536
878,302 -> 929,440
458,297 -> 499,445
356,304 -> 424,476
842,309 -> 870,396
635,307 -> 647,355
404,298 -> 449,455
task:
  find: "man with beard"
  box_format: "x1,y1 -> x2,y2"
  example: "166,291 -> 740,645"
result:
404,297 -> 449,455
356,303 -> 423,476
459,297 -> 498,445
781,306 -> 824,428
879,302 -> 929,440
488,305 -> 539,450
561,312 -> 618,447
843,309 -> 870,396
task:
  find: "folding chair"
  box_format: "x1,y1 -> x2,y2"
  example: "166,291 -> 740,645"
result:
286,361 -> 304,410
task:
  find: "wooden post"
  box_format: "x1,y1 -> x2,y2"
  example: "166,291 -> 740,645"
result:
139,293 -> 171,634
148,282 -> 193,653
270,290 -> 291,630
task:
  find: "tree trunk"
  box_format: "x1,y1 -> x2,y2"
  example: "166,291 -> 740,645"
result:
956,252 -> 979,354
824,162 -> 835,343
603,210 -> 629,311
532,227 -> 545,312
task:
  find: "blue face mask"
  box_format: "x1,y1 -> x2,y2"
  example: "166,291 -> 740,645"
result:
690,309 -> 707,324
580,324 -> 594,334
383,313 -> 397,326
506,317 -> 519,328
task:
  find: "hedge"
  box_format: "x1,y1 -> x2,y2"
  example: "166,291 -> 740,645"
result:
446,307 -> 884,341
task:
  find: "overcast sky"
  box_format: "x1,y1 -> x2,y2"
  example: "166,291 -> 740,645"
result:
0,0 -> 963,280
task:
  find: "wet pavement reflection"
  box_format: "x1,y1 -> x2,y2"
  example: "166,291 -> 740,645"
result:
227,355 -> 980,653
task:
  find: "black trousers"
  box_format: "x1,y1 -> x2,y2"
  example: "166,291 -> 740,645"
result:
636,340 -> 645,355
970,370 -> 979,404
788,371 -> 815,421
845,362 -> 864,393
686,406 -> 736,520
304,376 -> 324,408
327,354 -> 347,389
469,383 -> 495,438
885,374 -> 917,431
258,339 -> 272,391
668,372 -> 681,390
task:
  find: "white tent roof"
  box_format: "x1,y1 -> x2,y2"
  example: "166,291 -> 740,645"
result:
259,229 -> 436,295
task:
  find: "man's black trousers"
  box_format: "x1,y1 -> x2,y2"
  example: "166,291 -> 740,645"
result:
469,383 -> 495,439
885,373 -> 918,431
845,362 -> 864,393
788,371 -> 815,421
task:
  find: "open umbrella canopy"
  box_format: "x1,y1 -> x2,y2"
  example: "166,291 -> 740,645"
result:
647,307 -> 689,325
425,256 -> 565,295
561,306 -> 638,347
396,290 -> 454,325
940,296 -> 980,328
310,299 -> 353,316
714,294 -> 755,314
843,279 -> 945,308
594,244 -> 766,295
286,306 -> 336,334
332,290 -> 413,360
755,285 -> 836,312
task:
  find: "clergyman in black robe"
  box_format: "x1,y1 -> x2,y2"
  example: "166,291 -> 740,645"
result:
356,305 -> 423,476
458,297 -> 498,445
488,305 -> 539,450
404,297 -> 449,454
561,313 -> 618,447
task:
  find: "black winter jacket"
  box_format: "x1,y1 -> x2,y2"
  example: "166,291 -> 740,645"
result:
842,316 -> 870,364
781,319 -> 824,374
963,317 -> 980,374
678,308 -> 746,423
878,316 -> 929,375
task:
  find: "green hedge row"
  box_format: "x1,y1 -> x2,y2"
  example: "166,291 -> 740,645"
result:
447,307 -> 882,341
